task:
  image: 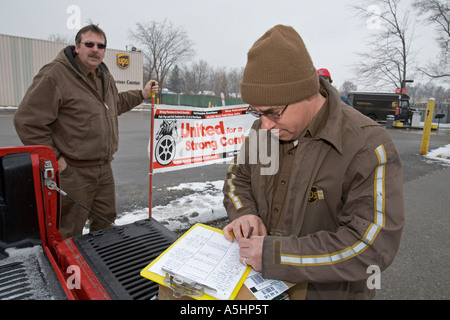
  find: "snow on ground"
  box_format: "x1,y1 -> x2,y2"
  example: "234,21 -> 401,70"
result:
424,143 -> 450,166
99,180 -> 227,233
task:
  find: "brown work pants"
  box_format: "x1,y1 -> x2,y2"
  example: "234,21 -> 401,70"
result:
59,161 -> 116,239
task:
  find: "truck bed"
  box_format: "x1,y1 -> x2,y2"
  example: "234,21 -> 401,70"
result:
0,218 -> 177,300
0,240 -> 67,300
67,218 -> 177,300
0,146 -> 178,300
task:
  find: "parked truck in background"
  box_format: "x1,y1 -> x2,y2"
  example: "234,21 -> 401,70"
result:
347,92 -> 412,124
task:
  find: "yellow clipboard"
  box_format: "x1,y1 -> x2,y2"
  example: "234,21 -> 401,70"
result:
140,223 -> 251,300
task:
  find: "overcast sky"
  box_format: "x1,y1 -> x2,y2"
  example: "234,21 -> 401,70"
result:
0,0 -> 440,90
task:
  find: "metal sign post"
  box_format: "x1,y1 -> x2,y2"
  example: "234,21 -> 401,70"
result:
149,91 -> 156,218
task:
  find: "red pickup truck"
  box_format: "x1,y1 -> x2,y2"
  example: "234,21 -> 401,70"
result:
0,145 -> 177,300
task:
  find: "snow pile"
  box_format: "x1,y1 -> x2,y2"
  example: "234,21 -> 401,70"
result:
114,180 -> 227,232
424,144 -> 450,166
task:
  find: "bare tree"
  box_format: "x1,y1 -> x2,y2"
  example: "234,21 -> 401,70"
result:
180,61 -> 244,97
413,0 -> 450,80
407,82 -> 450,103
129,19 -> 195,92
211,67 -> 228,97
182,60 -> 211,94
227,67 -> 244,98
352,0 -> 417,90
48,33 -> 72,44
339,81 -> 358,97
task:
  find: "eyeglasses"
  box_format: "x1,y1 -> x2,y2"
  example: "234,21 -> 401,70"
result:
80,41 -> 107,50
246,104 -> 289,121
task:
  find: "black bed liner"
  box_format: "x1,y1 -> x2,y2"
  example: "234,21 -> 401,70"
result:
71,218 -> 177,300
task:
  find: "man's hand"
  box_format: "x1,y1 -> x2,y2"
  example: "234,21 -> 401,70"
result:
238,236 -> 264,272
223,214 -> 267,242
142,80 -> 159,99
57,156 -> 67,173
223,215 -> 266,271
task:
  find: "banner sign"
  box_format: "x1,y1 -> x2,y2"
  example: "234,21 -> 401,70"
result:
151,105 -> 254,173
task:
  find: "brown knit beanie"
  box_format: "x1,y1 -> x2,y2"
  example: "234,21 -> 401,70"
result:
241,25 -> 319,106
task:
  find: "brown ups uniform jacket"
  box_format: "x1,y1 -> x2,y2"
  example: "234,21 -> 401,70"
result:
14,46 -> 144,163
223,80 -> 405,299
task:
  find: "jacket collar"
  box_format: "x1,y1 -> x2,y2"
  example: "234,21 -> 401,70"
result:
314,79 -> 344,155
251,79 -> 345,155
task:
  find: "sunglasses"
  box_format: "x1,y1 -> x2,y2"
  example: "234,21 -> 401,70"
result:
80,41 -> 107,50
246,104 -> 290,121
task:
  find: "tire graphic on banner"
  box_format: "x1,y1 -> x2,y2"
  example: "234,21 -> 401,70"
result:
154,120 -> 178,166
155,135 -> 176,166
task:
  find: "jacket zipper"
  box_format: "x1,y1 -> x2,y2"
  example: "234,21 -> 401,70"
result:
77,70 -> 113,159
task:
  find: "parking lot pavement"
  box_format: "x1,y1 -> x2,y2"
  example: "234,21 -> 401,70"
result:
375,165 -> 450,300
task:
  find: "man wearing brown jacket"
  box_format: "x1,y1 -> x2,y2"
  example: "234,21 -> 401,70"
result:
222,25 -> 404,299
14,24 -> 159,239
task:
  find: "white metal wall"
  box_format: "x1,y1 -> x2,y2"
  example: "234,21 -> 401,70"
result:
0,34 -> 143,106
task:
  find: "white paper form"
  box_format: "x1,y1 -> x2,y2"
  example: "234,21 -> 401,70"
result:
147,225 -> 248,300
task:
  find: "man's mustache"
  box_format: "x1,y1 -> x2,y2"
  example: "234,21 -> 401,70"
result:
89,52 -> 101,59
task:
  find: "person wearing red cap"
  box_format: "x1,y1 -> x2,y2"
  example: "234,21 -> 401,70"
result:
317,68 -> 333,82
317,68 -> 353,106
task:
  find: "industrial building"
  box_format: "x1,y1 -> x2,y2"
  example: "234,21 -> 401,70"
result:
0,34 -> 143,107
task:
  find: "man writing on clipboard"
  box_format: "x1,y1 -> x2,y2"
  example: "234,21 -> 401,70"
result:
222,25 -> 404,300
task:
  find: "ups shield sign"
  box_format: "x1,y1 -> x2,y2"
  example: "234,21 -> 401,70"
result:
117,54 -> 130,70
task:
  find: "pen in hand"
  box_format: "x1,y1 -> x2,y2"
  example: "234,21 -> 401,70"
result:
246,227 -> 254,239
